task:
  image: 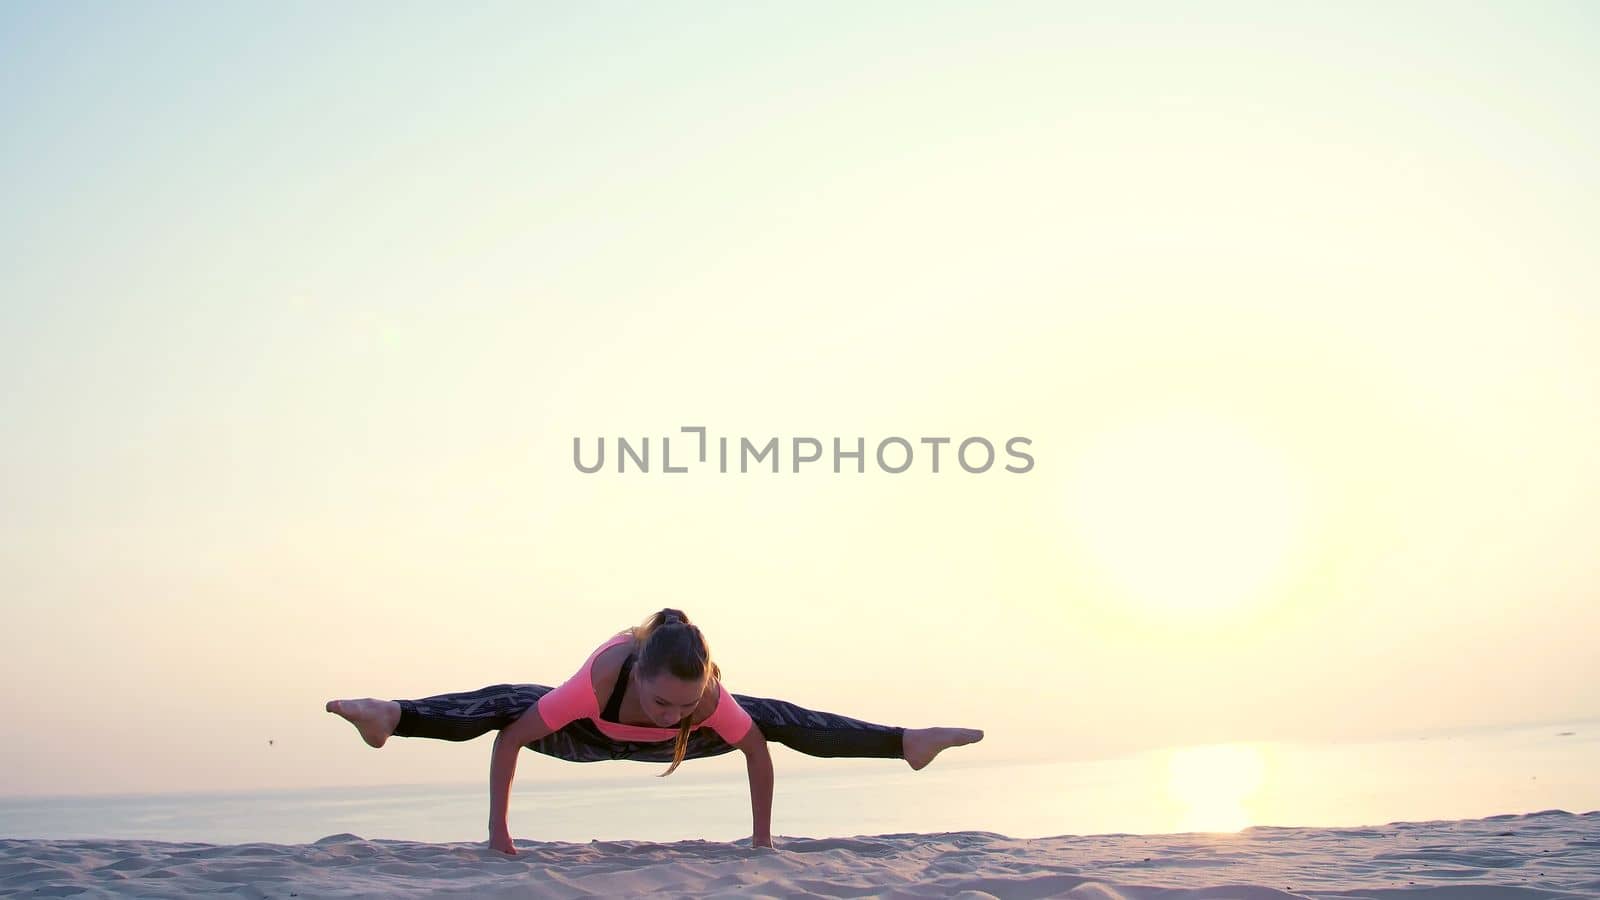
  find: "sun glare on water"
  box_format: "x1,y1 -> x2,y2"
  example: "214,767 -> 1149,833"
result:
1166,743 -> 1268,833
1067,412 -> 1310,618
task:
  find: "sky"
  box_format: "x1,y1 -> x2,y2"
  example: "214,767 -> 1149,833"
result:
1,1 -> 1596,798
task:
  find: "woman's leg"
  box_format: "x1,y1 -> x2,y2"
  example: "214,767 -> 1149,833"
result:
733,693 -> 906,759
326,684 -> 552,748
391,683 -> 549,742
732,693 -> 984,770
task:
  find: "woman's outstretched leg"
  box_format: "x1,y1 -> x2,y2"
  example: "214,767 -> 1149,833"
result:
327,684 -> 549,747
733,693 -> 983,770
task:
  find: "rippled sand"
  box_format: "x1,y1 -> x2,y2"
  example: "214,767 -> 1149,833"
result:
3,809 -> 1596,898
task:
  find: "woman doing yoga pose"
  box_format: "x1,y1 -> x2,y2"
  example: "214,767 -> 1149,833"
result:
326,608 -> 984,853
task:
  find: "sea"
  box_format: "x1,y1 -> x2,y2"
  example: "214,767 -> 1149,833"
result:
3,717 -> 1595,847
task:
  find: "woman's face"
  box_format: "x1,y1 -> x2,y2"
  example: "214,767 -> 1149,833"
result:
636,671 -> 706,727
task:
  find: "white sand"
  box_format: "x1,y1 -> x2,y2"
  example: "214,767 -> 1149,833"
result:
3,810 -> 1595,899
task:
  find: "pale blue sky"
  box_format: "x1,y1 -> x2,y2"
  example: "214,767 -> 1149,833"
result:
1,2 -> 1596,796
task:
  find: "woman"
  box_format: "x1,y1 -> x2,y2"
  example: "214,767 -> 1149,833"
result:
326,608 -> 984,854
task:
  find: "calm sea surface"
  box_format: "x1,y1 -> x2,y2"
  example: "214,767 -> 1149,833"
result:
3,719 -> 1595,846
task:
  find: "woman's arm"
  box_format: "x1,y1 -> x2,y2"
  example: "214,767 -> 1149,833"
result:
735,723 -> 774,848
488,709 -> 556,855
487,642 -> 609,853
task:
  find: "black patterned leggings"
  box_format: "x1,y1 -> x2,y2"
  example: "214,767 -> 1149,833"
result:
392,683 -> 905,764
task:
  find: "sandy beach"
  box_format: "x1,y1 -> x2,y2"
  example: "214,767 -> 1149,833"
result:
4,809 -> 1596,899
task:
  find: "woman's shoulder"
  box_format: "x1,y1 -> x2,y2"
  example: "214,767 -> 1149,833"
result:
691,674 -> 735,724
588,632 -> 637,694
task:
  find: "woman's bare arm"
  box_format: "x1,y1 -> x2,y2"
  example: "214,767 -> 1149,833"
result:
488,707 -> 556,855
735,723 -> 774,848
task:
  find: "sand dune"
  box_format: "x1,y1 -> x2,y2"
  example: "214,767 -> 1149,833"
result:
3,809 -> 1595,898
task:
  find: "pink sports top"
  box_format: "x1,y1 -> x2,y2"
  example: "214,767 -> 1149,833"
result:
535,632 -> 754,745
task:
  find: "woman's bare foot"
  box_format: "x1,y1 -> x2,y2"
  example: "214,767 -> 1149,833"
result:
902,727 -> 984,771
325,698 -> 401,748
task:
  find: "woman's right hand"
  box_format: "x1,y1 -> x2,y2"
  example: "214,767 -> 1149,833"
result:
489,825 -> 518,856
